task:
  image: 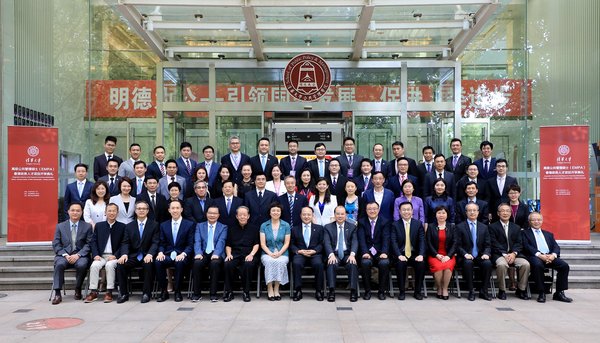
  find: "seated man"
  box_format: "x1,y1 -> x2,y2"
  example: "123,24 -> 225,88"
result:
357,202 -> 391,300
192,206 -> 228,302
51,202 -> 93,305
522,212 -> 572,303
223,206 -> 260,302
85,203 -> 126,303
489,203 -> 530,300
116,200 -> 160,304
155,200 -> 195,302
456,202 -> 493,301
324,206 -> 359,302
391,201 -> 426,300
290,206 -> 325,301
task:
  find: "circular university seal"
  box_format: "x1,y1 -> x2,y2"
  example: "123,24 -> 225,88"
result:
284,53 -> 331,102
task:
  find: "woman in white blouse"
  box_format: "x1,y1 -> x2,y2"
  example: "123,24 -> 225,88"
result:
265,164 -> 286,196
309,177 -> 337,226
109,176 -> 135,224
83,180 -> 109,229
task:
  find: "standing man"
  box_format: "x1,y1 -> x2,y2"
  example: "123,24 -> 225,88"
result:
93,135 -> 123,181
353,158 -> 374,196
456,163 -> 485,202
99,159 -> 122,196
362,172 -> 395,221
445,138 -> 472,180
423,154 -> 456,199
118,143 -> 142,179
51,202 -> 93,305
136,175 -> 168,224
416,145 -> 435,192
474,140 -> 497,180
357,202 -> 391,300
338,137 -> 363,179
279,176 -> 308,228
250,137 -> 278,181
131,161 -> 148,196
389,141 -> 418,177
455,181 -> 489,224
199,145 -> 220,188
116,200 -> 160,304
279,139 -> 307,179
371,143 -> 390,175
85,203 -> 126,303
290,207 -> 325,301
184,180 -> 214,224
485,158 -> 518,222
244,173 -> 278,226
306,143 -> 330,181
323,206 -> 359,302
387,157 -> 419,198
456,203 -> 493,301
214,180 -> 244,228
158,159 -> 187,200
63,163 -> 93,217
327,159 -> 348,197
147,146 -> 167,180
176,141 -> 198,189
220,135 -> 251,183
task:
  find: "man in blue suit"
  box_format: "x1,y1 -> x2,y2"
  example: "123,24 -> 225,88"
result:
362,172 -> 395,221
279,139 -> 307,179
445,138 -> 472,181
353,158 -> 375,196
176,142 -> 198,191
191,206 -> 228,302
147,145 -> 167,180
63,163 -> 93,218
290,207 -> 325,301
423,154 -> 456,199
474,140 -> 497,180
214,180 -> 243,228
278,176 -> 308,228
199,145 -> 220,188
244,173 -> 278,226
98,159 -> 122,196
249,137 -> 278,181
371,143 -> 391,176
155,200 -> 195,302
184,180 -> 214,224
220,135 -> 251,183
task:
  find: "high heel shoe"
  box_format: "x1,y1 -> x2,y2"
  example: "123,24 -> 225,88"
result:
436,294 -> 443,299
274,294 -> 281,301
442,295 -> 449,300
268,296 -> 275,301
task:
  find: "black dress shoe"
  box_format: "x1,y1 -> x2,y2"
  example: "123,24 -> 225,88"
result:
378,292 -> 386,300
51,295 -> 62,305
327,289 -> 335,302
210,295 -> 219,302
174,292 -> 183,302
515,289 -> 529,300
117,294 -> 129,304
315,291 -> 324,301
497,290 -> 507,300
242,292 -> 251,302
479,291 -> 492,301
398,291 -> 406,300
292,290 -> 303,301
467,291 -> 476,301
553,291 -> 573,303
362,290 -> 371,300
74,288 -> 83,301
350,290 -> 358,302
414,292 -> 423,300
223,292 -> 234,302
141,293 -> 151,303
537,293 -> 546,303
157,291 -> 170,302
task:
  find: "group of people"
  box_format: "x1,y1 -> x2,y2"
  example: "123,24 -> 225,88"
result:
51,135 -> 572,305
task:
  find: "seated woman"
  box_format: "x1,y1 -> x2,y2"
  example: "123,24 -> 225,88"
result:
393,179 -> 425,223
309,177 -> 337,226
189,165 -> 210,198
260,202 -> 291,301
424,178 -> 455,227
426,205 -> 458,300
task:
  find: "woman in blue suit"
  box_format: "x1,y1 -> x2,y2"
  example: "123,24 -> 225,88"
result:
424,178 -> 455,227
260,202 -> 291,301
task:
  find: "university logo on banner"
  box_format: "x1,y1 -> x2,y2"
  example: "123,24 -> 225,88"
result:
284,54 -> 331,102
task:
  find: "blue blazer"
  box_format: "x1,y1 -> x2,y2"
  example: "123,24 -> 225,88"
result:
474,158 -> 497,180
63,180 -> 93,214
279,155 -> 307,179
176,157 -> 198,181
260,220 -> 291,256
194,221 -> 228,258
199,161 -> 220,188
386,174 -> 419,198
147,161 -> 165,180
278,192 -> 309,227
362,188 -> 396,222
214,196 -> 244,228
158,218 -> 195,257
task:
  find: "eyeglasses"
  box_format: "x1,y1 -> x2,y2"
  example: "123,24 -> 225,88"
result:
135,207 -> 149,211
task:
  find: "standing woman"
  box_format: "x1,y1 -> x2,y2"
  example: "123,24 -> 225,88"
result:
188,165 -> 210,198
507,184 -> 529,228
84,180 -> 110,229
424,178 -> 455,226
310,177 -> 337,226
426,206 -> 458,300
340,180 -> 364,225
393,180 -> 425,223
260,202 -> 291,301
212,164 -> 238,199
265,164 -> 286,196
236,163 -> 254,200
297,169 -> 315,201
109,177 -> 135,224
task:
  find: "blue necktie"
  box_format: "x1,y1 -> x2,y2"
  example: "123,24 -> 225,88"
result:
206,224 -> 214,254
261,155 -> 266,171
303,224 -> 310,247
535,230 -> 550,254
289,195 -> 294,227
337,225 -> 344,260
226,197 -> 231,214
319,160 -> 324,177
470,222 -> 478,258
137,222 -> 144,261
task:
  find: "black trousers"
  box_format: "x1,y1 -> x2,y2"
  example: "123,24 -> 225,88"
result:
395,257 -> 425,293
224,255 -> 259,293
529,256 -> 569,293
192,254 -> 223,296
292,254 -> 324,291
461,257 -> 493,292
155,256 -> 190,292
360,255 -> 390,292
53,255 -> 89,290
116,257 -> 155,295
326,254 -> 358,291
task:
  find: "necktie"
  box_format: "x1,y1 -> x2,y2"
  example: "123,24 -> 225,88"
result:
348,155 -> 353,167
205,162 -> 211,177
453,155 -> 458,168
535,230 -> 550,254
498,177 -> 505,193
438,172 -> 442,179
171,176 -> 175,183
318,160 -> 324,177
404,221 -> 412,258
375,160 -> 381,172
426,163 -> 431,173
199,198 -> 205,211
107,154 -> 112,161
206,224 -> 214,254
400,174 -> 406,184
332,177 -> 337,188
77,182 -> 84,197
137,178 -> 143,195
261,155 -> 266,171
71,223 -> 77,248
470,222 -> 478,258
137,222 -> 144,260
150,194 -> 156,209
484,159 -> 489,173
303,224 -> 310,247
172,221 -> 179,245
232,154 -> 239,169
109,177 -> 115,192
226,197 -> 231,214
504,223 -> 510,251
291,156 -> 296,170
337,225 -> 345,260
160,162 -> 165,176
289,195 -> 294,227
364,176 -> 369,190
186,159 -> 192,175
370,220 -> 377,255
258,191 -> 263,201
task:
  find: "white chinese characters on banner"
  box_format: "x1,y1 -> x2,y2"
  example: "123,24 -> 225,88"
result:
109,87 -> 154,111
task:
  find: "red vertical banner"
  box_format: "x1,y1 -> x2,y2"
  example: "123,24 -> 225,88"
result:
540,125 -> 590,241
7,126 -> 59,243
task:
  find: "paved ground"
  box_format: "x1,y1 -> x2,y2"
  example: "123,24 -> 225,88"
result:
0,289 -> 599,343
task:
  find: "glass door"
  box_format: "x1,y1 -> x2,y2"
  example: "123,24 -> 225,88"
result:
460,118 -> 490,160
127,118 -> 158,162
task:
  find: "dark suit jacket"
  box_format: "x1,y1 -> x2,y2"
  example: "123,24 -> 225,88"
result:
158,218 -> 195,257
455,175 -> 486,202
489,221 -> 524,261
361,188 -> 395,222
244,189 -> 278,226
278,192 -> 309,227
509,201 -> 529,228
372,159 -> 391,176
353,174 -> 374,196
130,176 -> 147,197
337,154 -> 363,178
290,223 -> 324,255
98,174 -> 122,197
456,221 -> 492,258
136,191 -> 169,224
484,175 -> 518,219
328,174 -> 348,197
357,217 -> 391,256
416,162 -> 434,193
93,154 -> 123,181
63,180 -> 93,214
147,161 -> 165,180
386,174 -> 419,198
474,158 -> 497,180
214,196 -> 244,228
220,153 -> 251,183
391,218 -> 426,258
521,228 -> 561,257
183,196 -> 215,224
445,155 -> 472,180
176,157 -> 198,185
423,171 -> 456,199
90,220 -> 127,258
52,220 -> 93,257
249,154 -> 278,181
388,157 -> 418,177
279,155 -> 307,180
306,158 -> 330,182
194,221 -> 228,258
121,219 -> 160,259
199,161 -> 220,188
323,221 -> 358,257
455,199 -> 489,224
426,223 -> 458,257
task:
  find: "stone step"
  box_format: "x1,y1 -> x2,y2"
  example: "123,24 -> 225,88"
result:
0,277 -> 77,291
567,265 -> 600,277
561,254 -> 600,265
0,245 -> 54,257
0,266 -> 54,278
561,247 -> 600,255
568,276 -> 600,289
0,256 -> 54,267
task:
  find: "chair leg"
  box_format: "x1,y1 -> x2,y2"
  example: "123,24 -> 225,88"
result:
256,265 -> 261,298
453,269 -> 461,298
388,270 -> 394,297
187,270 -> 193,299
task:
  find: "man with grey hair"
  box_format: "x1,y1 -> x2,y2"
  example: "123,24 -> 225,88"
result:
220,135 -> 250,183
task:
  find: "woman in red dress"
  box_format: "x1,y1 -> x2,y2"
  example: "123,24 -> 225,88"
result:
426,205 -> 458,300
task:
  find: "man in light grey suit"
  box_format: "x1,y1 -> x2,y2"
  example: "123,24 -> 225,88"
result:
118,143 -> 142,179
51,202 -> 93,305
159,159 -> 187,200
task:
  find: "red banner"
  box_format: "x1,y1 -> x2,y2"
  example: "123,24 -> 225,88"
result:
540,125 -> 590,241
86,80 -> 156,118
7,127 -> 59,243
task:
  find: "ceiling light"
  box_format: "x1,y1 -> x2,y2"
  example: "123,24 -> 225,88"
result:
304,39 -> 312,47
240,21 -> 247,32
368,20 -> 376,31
399,39 -> 408,43
194,14 -> 203,21
218,54 -> 225,59
392,54 -> 399,60
304,14 -> 312,22
413,13 -> 422,20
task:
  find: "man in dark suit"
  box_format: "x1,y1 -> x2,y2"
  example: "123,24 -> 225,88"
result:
456,163 -> 486,202
98,159 -> 122,196
279,176 -> 309,228
386,157 -> 419,198
372,143 -> 391,176
249,137 -> 278,181
456,202 -> 493,301
484,158 -> 518,222
338,137 -> 363,179
522,212 -> 572,303
358,202 -> 391,300
85,203 -> 126,303
279,139 -> 307,180
416,145 -> 435,193
220,135 -> 251,183
323,206 -> 359,302
455,181 -> 489,224
116,200 -> 160,304
199,145 -> 220,188
136,175 -> 168,224
445,138 -> 472,181
184,180 -> 214,224
155,200 -> 195,302
51,202 -> 93,305
93,135 -> 123,181
353,158 -> 374,196
176,141 -> 198,190
214,180 -> 243,228
474,140 -> 497,180
306,143 -> 330,181
362,172 -> 395,221
244,173 -> 278,226
423,154 -> 456,199
327,159 -> 348,197
391,201 -> 426,300
290,206 -> 325,301
389,141 -> 418,177
192,206 -> 228,302
146,145 -> 167,180
158,159 -> 187,200
489,203 -> 530,300
63,163 -> 93,218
